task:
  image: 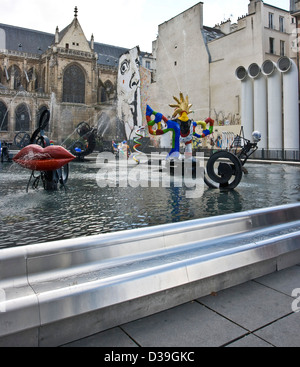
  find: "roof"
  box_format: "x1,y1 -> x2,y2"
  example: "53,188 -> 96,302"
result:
0,22 -> 135,66
202,26 -> 225,43
94,42 -> 130,67
0,23 -> 54,54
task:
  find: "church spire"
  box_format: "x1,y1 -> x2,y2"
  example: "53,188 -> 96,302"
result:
55,26 -> 59,44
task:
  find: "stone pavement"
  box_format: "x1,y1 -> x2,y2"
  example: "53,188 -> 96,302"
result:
62,264 -> 300,348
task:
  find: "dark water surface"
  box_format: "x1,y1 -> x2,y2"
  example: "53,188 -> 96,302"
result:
0,160 -> 299,249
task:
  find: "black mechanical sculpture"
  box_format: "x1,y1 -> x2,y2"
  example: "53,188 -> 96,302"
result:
69,122 -> 97,161
204,130 -> 261,189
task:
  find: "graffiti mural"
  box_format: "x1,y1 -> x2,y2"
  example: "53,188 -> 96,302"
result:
117,46 -> 142,140
213,109 -> 241,126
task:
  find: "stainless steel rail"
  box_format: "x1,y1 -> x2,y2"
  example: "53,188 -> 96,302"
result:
0,203 -> 300,347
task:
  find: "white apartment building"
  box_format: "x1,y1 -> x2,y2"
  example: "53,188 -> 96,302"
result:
149,0 -> 298,151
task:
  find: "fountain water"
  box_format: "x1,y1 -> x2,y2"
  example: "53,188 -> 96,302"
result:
0,159 -> 299,249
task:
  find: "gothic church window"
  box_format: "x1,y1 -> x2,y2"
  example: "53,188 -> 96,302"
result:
15,103 -> 30,131
8,65 -> 22,90
63,64 -> 85,104
99,80 -> 114,102
0,101 -> 8,131
42,67 -> 46,93
27,68 -> 39,91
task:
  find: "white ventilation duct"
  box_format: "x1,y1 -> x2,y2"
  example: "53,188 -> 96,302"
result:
248,63 -> 268,149
277,57 -> 300,151
262,60 -> 283,150
235,66 -> 253,141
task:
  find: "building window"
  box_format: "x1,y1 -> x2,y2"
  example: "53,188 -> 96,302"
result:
269,13 -> 274,29
145,61 -> 151,69
42,67 -> 46,93
8,65 -> 22,90
280,40 -> 285,56
0,101 -> 8,131
99,80 -> 114,103
269,38 -> 275,54
63,64 -> 85,104
279,16 -> 284,32
15,103 -> 30,131
27,68 -> 39,91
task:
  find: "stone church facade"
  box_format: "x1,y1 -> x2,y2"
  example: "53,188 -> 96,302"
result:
0,7 -> 154,145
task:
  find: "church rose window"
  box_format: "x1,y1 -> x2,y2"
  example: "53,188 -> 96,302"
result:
63,64 -> 85,104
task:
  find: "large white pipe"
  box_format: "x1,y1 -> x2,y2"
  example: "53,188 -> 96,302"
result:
235,66 -> 253,140
277,57 -> 300,151
262,60 -> 283,150
248,63 -> 268,149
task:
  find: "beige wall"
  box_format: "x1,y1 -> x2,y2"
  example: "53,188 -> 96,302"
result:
148,1 -> 298,149
149,3 -> 210,121
150,1 -> 296,122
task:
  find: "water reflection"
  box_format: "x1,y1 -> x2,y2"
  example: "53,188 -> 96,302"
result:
0,161 -> 299,248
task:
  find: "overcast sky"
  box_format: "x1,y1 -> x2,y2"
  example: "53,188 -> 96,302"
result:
0,0 -> 291,52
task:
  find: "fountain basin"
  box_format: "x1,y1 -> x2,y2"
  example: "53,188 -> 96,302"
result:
0,203 -> 299,346
0,160 -> 300,248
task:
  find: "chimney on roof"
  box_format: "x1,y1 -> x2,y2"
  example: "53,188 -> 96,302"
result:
199,2 -> 204,29
248,0 -> 260,14
290,0 -> 295,12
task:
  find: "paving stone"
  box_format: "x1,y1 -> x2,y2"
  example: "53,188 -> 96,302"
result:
255,312 -> 300,347
62,266 -> 300,347
121,301 -> 246,347
227,334 -> 273,347
199,281 -> 292,331
63,327 -> 138,348
254,265 -> 300,297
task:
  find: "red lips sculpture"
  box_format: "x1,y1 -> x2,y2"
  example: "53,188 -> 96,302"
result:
13,144 -> 75,171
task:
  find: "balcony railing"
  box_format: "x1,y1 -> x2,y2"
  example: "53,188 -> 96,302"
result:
0,88 -> 50,99
0,49 -> 41,59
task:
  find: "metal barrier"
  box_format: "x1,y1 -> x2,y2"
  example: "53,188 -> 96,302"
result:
0,203 -> 300,347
